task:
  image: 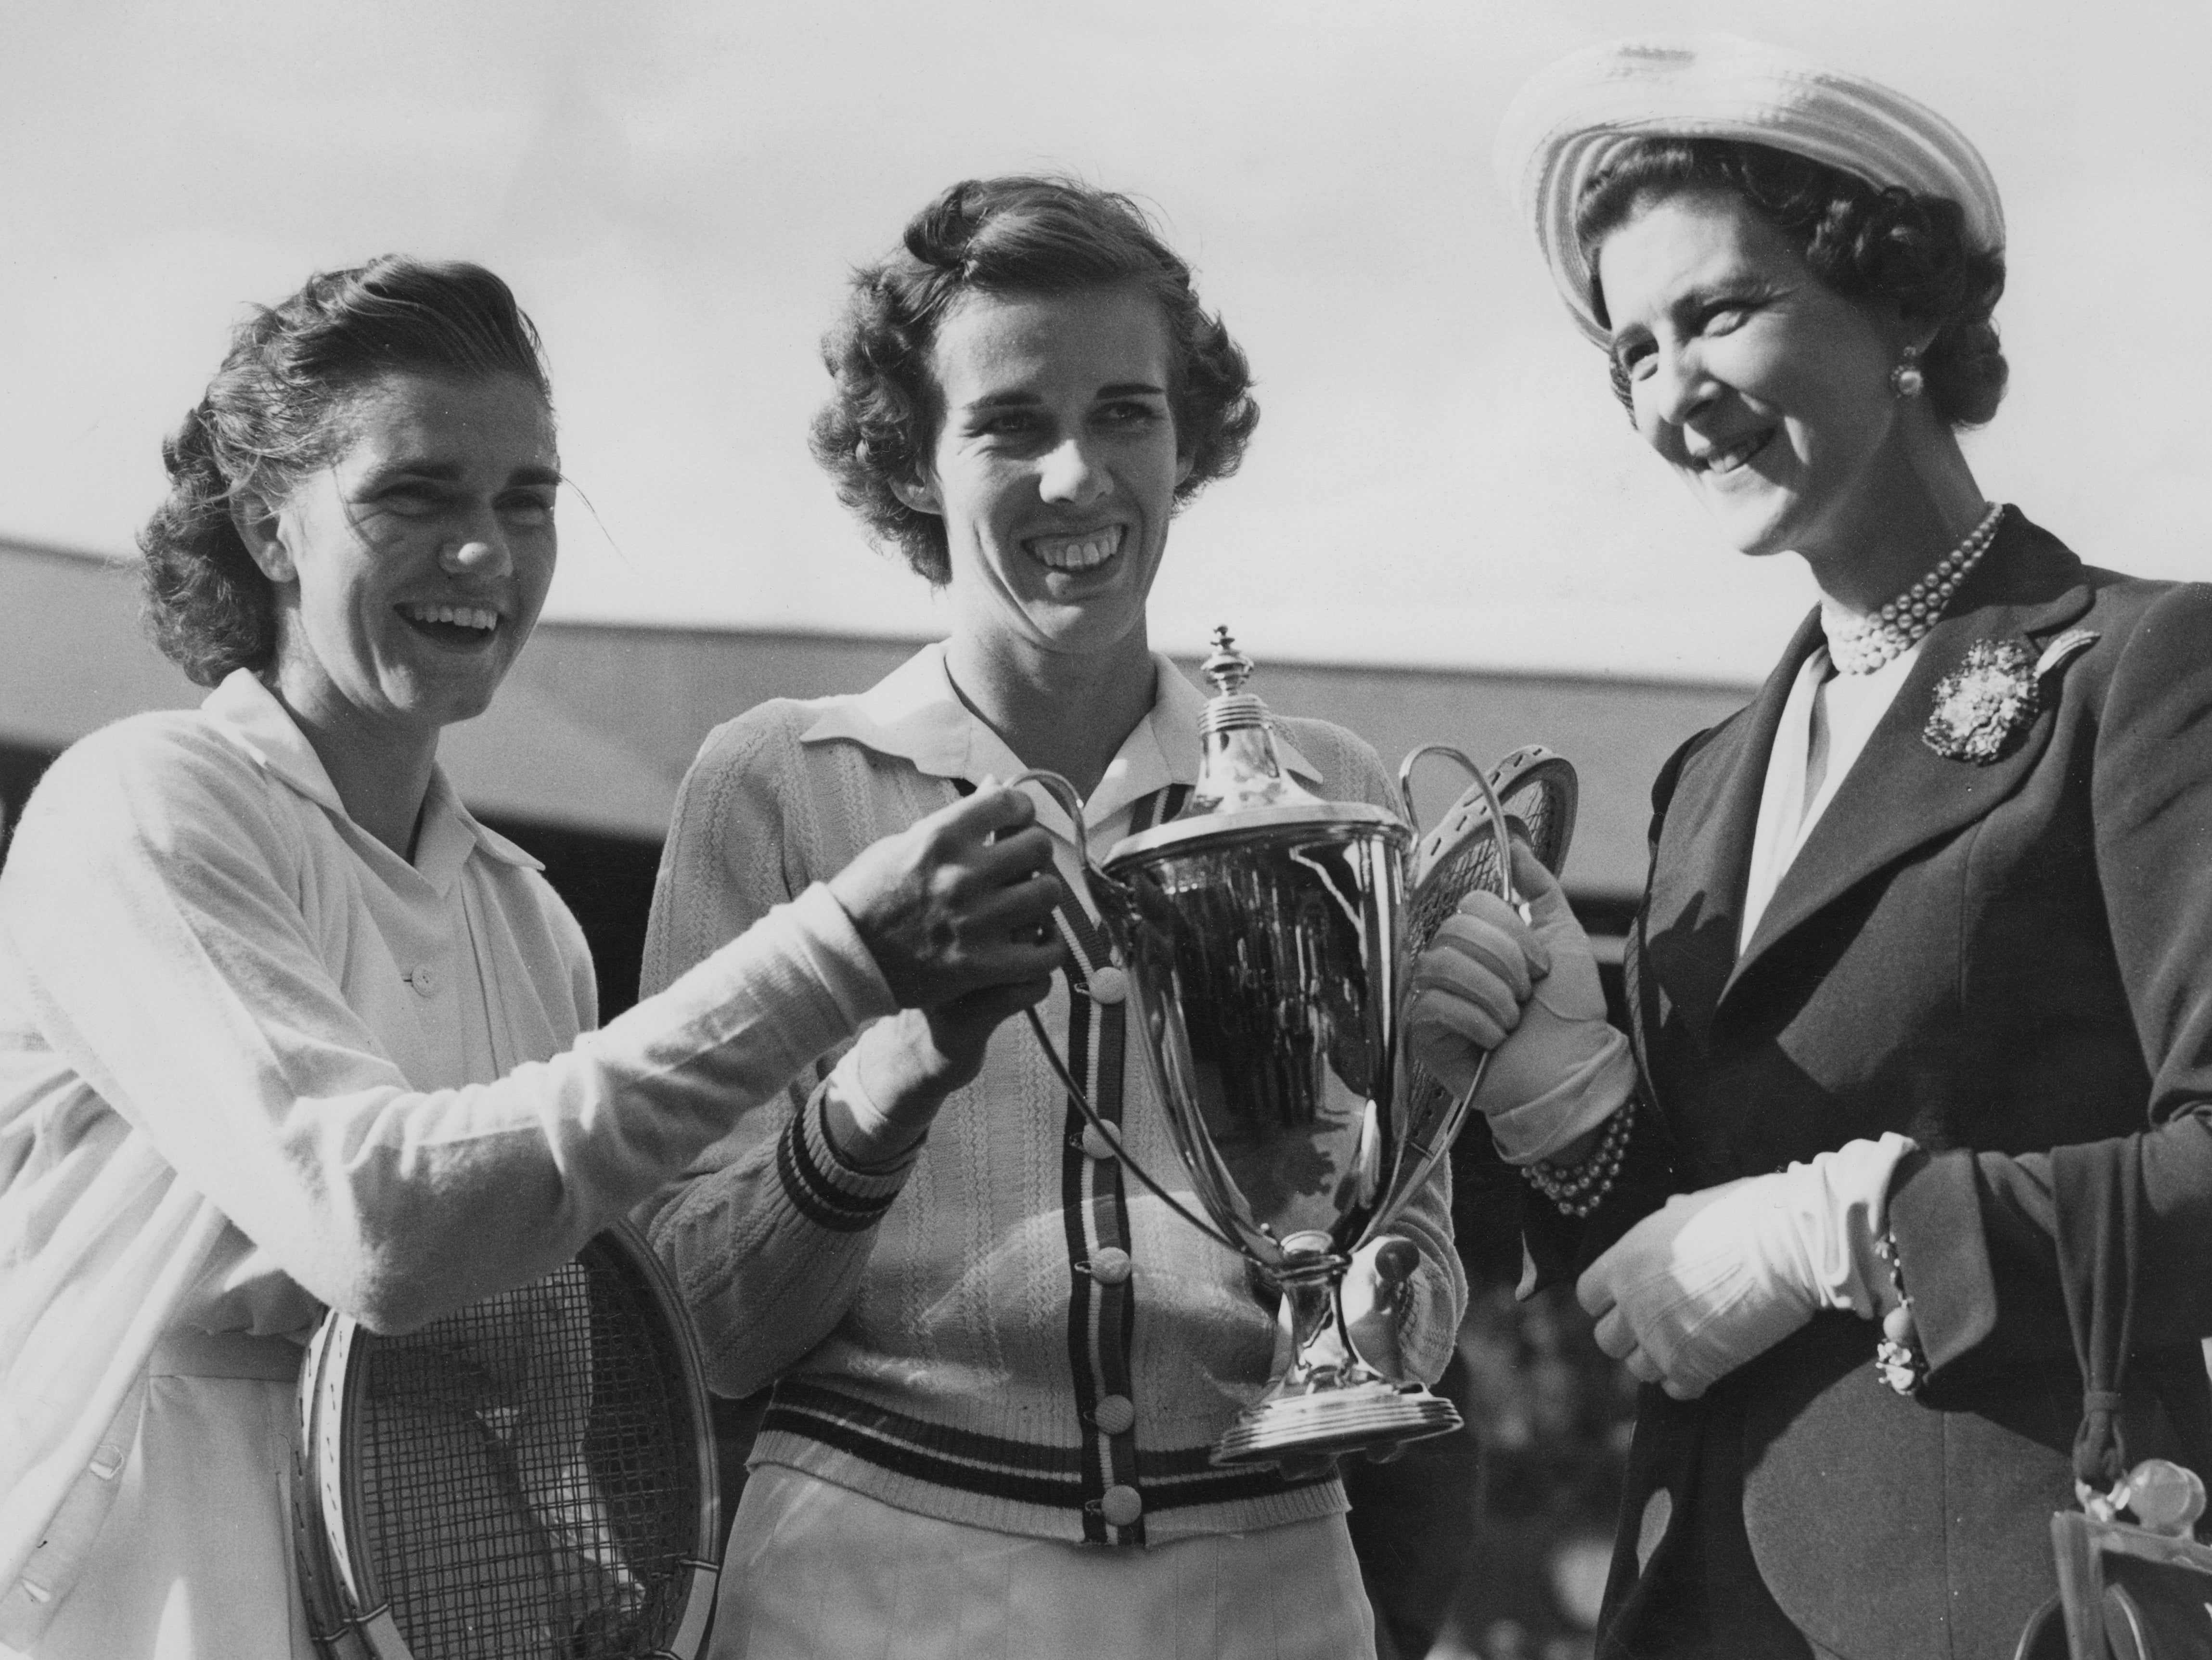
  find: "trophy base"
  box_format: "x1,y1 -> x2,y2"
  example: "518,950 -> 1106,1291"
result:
1211,1379 -> 1462,1468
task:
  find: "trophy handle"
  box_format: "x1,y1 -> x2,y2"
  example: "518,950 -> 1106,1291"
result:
1002,768 -> 1094,867
999,768 -> 1133,924
998,768 -> 1247,1259
1395,744 -> 1521,912
1367,744 -> 1525,1247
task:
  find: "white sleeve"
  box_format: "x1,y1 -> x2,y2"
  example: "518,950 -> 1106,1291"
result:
0,723 -> 892,1334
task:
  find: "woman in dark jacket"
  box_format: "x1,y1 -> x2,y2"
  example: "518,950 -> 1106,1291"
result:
1407,36 -> 2212,1660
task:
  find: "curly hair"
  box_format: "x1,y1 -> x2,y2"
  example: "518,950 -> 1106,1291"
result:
1574,138 -> 2007,427
810,176 -> 1260,584
140,256 -> 552,687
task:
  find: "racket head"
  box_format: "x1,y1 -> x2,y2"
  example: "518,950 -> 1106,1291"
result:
1405,745 -> 1578,952
295,1221 -> 719,1660
1395,746 -> 1580,1179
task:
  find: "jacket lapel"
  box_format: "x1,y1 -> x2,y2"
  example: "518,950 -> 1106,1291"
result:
1722,512 -> 2094,1004
1642,610 -> 1826,1034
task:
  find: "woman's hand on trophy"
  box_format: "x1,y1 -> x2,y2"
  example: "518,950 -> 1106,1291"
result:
1406,847 -> 1635,1165
1405,886 -> 1544,1076
828,785 -> 1068,1009
1576,1134 -> 1916,1399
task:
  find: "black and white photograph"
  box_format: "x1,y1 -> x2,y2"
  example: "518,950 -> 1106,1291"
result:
5,2 -> 2212,1657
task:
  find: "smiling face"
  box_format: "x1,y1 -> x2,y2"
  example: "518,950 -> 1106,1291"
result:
1596,188 -> 1923,563
246,371 -> 559,748
905,284 -> 1192,667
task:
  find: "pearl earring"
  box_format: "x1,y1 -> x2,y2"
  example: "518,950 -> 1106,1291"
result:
1890,346 -> 1926,400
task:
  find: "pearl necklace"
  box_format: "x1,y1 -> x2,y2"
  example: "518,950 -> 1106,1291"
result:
1823,503 -> 2007,676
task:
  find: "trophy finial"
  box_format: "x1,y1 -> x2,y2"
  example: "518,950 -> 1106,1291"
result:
1184,627 -> 1324,817
1203,627 -> 1252,697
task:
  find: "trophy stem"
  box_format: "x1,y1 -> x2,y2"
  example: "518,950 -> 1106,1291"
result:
1211,1240 -> 1462,1470
1278,1253 -> 1364,1390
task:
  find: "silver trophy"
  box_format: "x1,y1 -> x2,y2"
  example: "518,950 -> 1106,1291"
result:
1018,631 -> 1575,1467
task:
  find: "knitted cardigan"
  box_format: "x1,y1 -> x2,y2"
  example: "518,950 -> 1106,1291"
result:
638,648 -> 1464,1548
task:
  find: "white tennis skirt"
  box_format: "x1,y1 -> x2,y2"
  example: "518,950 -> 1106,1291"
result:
709,1463 -> 1378,1660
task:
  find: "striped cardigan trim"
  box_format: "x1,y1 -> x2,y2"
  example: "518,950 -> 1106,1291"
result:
759,1380 -> 1333,1517
1053,784 -> 1182,1545
1059,965 -> 1139,1543
775,1100 -> 898,1233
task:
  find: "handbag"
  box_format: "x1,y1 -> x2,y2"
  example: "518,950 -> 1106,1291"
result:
2012,1143 -> 2212,1660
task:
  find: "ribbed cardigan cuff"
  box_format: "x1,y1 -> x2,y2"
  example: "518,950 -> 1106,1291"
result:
780,1076 -> 912,1232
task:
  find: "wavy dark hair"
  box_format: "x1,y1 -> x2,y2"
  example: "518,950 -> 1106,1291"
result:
1576,138 -> 2007,426
810,175 -> 1259,584
139,257 -> 552,687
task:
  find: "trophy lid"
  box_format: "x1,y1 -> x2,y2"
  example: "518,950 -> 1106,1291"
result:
1102,628 -> 1404,873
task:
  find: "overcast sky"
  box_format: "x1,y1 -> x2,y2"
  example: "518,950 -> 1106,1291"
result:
4,0 -> 2208,682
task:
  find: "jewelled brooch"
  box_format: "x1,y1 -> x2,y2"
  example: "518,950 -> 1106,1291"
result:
1923,638 -> 2039,764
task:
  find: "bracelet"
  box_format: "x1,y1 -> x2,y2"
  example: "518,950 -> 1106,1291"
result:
1522,1092 -> 1636,1217
1872,1231 -> 1928,1396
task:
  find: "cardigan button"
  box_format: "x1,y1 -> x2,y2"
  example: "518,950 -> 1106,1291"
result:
1088,1247 -> 1132,1285
1080,1123 -> 1120,1161
1100,1484 -> 1143,1526
407,964 -> 439,997
1093,1394 -> 1136,1435
1087,966 -> 1129,1005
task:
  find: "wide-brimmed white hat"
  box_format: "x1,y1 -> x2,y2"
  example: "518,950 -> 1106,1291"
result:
1495,35 -> 2005,344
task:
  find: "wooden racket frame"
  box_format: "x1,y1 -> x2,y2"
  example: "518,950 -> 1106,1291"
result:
1401,743 -> 1578,905
1388,743 -> 1579,1206
292,1220 -> 720,1660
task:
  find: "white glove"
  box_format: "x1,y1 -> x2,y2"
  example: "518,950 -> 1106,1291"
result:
1404,845 -> 1635,1164
1577,1133 -> 1915,1400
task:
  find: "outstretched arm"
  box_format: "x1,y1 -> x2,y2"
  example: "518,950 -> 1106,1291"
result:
0,721 -> 894,1336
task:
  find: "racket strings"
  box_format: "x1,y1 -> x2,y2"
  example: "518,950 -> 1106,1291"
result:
1402,791 -> 1558,1131
356,1249 -> 701,1659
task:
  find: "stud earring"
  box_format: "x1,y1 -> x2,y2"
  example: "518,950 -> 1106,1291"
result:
1890,346 -> 1926,400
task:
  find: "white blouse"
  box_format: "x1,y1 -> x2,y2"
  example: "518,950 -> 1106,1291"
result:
0,671 -> 891,1655
1738,641 -> 1923,953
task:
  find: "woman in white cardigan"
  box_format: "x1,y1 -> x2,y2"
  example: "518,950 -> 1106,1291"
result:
641,177 -> 1467,1659
0,255 -> 1063,1660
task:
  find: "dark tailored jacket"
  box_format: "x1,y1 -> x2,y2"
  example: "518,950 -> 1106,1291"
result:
1503,511 -> 2212,1660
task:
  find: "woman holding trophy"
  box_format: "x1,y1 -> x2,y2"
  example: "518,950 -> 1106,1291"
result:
1409,36 -> 2212,1659
640,175 -> 1468,1657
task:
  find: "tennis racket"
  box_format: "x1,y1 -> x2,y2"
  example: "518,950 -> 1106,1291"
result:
1394,744 -> 1580,1179
1400,743 -> 1578,950
293,1221 -> 718,1660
